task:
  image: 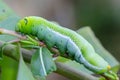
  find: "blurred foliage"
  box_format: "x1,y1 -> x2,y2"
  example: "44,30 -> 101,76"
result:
0,56 -> 18,80
77,27 -> 119,71
74,0 -> 120,61
0,0 -> 20,80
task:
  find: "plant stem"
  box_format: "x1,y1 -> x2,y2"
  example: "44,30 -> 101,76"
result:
0,28 -> 25,39
55,61 -> 99,80
0,41 -> 33,62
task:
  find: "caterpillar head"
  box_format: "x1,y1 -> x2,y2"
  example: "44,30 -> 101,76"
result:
16,17 -> 33,34
15,16 -> 40,34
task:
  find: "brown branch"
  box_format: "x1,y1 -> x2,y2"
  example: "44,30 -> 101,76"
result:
0,28 -> 26,39
0,41 -> 33,62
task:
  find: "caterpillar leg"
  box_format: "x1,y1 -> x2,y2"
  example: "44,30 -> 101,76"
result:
51,48 -> 60,57
102,71 -> 119,80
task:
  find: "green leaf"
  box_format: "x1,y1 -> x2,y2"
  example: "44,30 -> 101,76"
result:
0,56 -> 18,80
0,3 -> 21,80
17,52 -> 35,80
0,0 -> 20,41
76,27 -> 120,72
0,0 -> 15,21
31,47 -> 56,77
0,42 -> 20,80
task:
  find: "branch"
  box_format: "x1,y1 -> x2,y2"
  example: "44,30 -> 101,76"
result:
0,41 -> 32,62
0,28 -> 25,39
55,61 -> 99,80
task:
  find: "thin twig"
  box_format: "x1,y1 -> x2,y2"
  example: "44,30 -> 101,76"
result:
0,28 -> 25,39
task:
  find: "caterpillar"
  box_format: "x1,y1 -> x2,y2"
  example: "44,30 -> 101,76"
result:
15,16 -> 111,74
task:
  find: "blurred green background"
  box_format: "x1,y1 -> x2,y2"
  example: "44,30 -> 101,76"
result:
4,0 -> 120,61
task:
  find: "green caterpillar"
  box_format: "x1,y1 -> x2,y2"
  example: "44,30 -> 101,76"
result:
15,16 -> 111,75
